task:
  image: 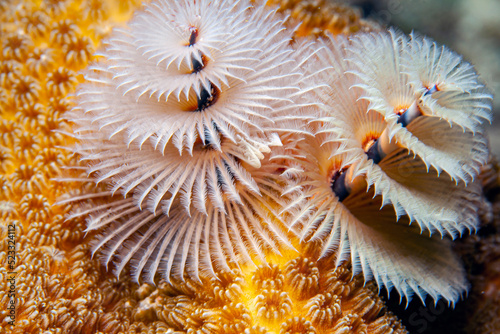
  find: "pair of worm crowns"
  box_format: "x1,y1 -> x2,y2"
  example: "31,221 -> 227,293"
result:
65,0 -> 492,306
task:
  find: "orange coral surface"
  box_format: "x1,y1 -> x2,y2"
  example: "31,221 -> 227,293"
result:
264,0 -> 380,36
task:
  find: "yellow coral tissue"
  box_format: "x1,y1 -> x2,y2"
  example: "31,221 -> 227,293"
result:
0,0 -> 493,333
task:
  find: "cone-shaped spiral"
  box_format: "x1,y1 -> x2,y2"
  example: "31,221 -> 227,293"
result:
346,29 -> 491,184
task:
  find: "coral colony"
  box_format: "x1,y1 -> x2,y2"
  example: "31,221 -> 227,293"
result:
66,0 -> 492,308
0,0 -> 494,332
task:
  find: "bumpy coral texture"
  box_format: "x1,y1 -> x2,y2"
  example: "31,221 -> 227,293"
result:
262,0 -> 381,36
0,0 -> 411,333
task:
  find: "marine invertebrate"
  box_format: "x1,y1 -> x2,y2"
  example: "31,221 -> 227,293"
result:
284,257 -> 320,299
0,61 -> 22,89
304,34 -> 484,234
62,35 -> 94,67
252,263 -> 285,290
81,0 -> 301,157
19,193 -> 51,221
347,30 -> 491,183
2,32 -> 33,61
304,292 -> 342,327
50,19 -> 80,46
218,302 -> 253,333
65,156 -> 293,282
67,0 -> 316,282
280,31 -> 491,304
254,289 -> 294,321
12,76 -> 40,107
46,67 -> 78,96
21,11 -> 50,38
284,134 -> 471,302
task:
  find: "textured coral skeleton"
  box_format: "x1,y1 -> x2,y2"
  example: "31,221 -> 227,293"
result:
0,0 -> 494,333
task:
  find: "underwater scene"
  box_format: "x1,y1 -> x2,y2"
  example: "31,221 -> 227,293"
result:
0,0 -> 498,333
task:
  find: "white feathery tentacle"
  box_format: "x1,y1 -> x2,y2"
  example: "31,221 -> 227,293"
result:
345,29 -> 491,184
343,190 -> 469,306
281,135 -> 471,303
82,163 -> 295,283
75,0 -> 306,158
403,32 -> 493,132
277,32 -> 483,303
